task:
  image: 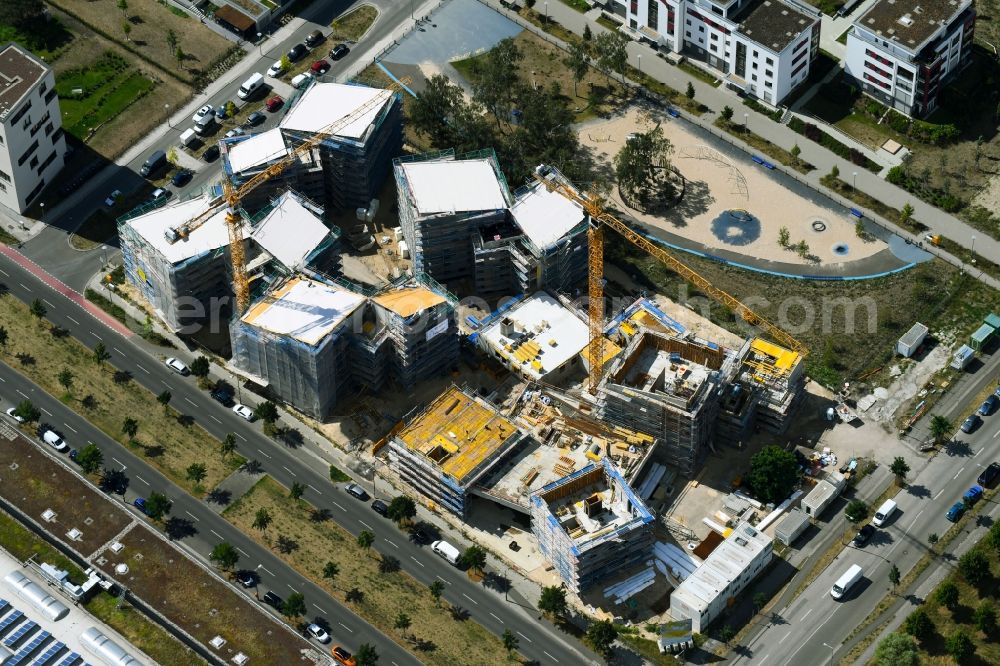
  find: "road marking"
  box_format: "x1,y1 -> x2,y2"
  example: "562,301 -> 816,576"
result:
64,425 -> 77,433
307,484 -> 321,495
516,631 -> 532,643
16,390 -> 29,399
543,650 -> 558,662
778,631 -> 791,644
287,584 -> 299,594
66,315 -> 79,325
236,547 -> 249,557
0,269 -> 7,276
210,415 -> 222,423
461,593 -> 478,605
257,448 -> 271,459
489,612 -> 503,623
185,511 -> 199,521
436,575 -> 451,585
160,380 -> 172,389
384,538 -> 398,549
974,447 -> 983,457
908,510 -> 924,531
281,465 -> 295,477
312,603 -> 326,613
210,529 -> 224,540
111,457 -> 125,469
359,521 -> 374,531
89,331 -> 102,340
410,556 -> 425,568
757,654 -> 769,666
994,427 -> 1000,438
953,466 -> 965,480
259,565 -> 274,576
235,433 -> 247,442
338,623 -> 353,633
332,501 -> 346,512
135,475 -> 149,485
136,364 -> 149,374
40,407 -> 51,416
800,608 -> 812,621
19,283 -> 30,291
184,397 -> 197,407
113,347 -> 124,356
934,488 -> 945,499
42,299 -> 54,308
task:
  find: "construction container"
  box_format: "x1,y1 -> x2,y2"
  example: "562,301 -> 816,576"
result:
774,508 -> 810,546
896,322 -> 928,357
970,323 -> 996,352
802,472 -> 846,518
951,345 -> 974,370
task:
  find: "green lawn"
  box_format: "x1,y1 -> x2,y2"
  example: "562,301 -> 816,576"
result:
330,4 -> 379,42
557,0 -> 591,12
56,52 -> 155,140
0,16 -> 73,61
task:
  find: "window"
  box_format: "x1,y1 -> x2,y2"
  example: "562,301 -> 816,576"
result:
764,81 -> 772,88
765,69 -> 772,78
9,100 -> 31,126
699,26 -> 705,32
766,57 -> 774,66
28,155 -> 38,170
0,169 -> 10,183
710,44 -> 717,53
647,0 -> 658,29
44,122 -> 53,137
17,140 -> 39,167
30,111 -> 50,137
711,33 -> 719,41
51,127 -> 63,144
686,30 -> 691,38
0,181 -> 6,192
36,150 -> 57,175
44,88 -> 56,105
752,62 -> 758,70
25,178 -> 44,205
686,19 -> 691,25
751,74 -> 757,81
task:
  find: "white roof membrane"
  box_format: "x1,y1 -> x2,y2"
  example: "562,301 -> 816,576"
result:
510,182 -> 586,250
124,195 -> 230,265
250,194 -> 330,270
400,159 -> 508,215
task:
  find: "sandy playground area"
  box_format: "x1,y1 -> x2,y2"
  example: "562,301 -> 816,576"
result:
579,107 -> 888,267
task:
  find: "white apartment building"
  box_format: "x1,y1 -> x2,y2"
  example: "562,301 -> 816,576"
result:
845,0 -> 975,118
0,43 -> 65,213
609,0 -> 821,105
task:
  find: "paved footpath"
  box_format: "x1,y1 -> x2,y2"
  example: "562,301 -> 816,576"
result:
478,0 -> 1000,281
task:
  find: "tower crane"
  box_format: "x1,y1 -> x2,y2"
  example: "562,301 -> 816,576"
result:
534,171 -> 807,393
163,78 -> 408,314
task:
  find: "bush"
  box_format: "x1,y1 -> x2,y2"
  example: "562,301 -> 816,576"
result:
743,97 -> 782,122
787,117 -> 880,172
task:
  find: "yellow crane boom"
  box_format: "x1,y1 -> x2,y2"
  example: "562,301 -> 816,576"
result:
535,174 -> 807,393
165,79 -> 408,314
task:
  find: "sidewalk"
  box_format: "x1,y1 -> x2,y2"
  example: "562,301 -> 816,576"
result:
478,0 -> 1000,279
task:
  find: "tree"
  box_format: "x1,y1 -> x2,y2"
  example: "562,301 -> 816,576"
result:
252,507 -> 272,534
594,31 -> 629,85
538,585 -> 568,617
12,400 -> 39,423
903,608 -> 933,642
191,356 -> 210,379
778,226 -> 791,247
973,601 -> 996,634
57,369 -> 73,394
175,46 -> 185,66
29,298 -> 46,320
900,203 -> 914,224
459,545 -> 487,574
166,28 -> 178,54
357,530 -> 375,554
752,592 -> 767,614
409,74 -> 470,148
346,587 -> 364,603
429,580 -> 445,606
563,40 -> 590,97
186,463 -> 207,486
0,325 -> 7,349
210,542 -> 240,571
166,148 -> 178,166
721,105 -> 734,121
945,629 -> 974,663
145,492 -> 172,521
585,620 -> 618,657
845,499 -> 868,523
117,0 -> 128,16
254,401 -> 279,424
615,124 -> 676,208
379,553 -> 399,573
929,415 -> 953,444
93,342 -> 110,366
989,522 -> 1000,551
289,482 -> 305,501
830,164 -> 840,179
958,549 -> 989,587
888,564 -> 901,593
221,433 -> 237,459
472,37 -> 522,129
0,0 -> 46,27
718,624 -> 735,645
583,24 -> 592,41
526,0 -> 536,8
928,533 -> 939,548
282,592 -> 306,620
890,457 -> 910,485
394,612 -> 411,637
386,496 -> 417,525
935,580 -> 959,610
75,443 -> 104,474
502,628 -> 519,658
122,417 -> 139,441
746,445 -> 799,505
796,239 -> 810,258
322,561 -> 339,585
122,22 -> 131,41
355,643 -> 378,666
790,143 -> 801,164
157,390 -> 172,414
855,217 -> 866,238
686,81 -> 696,99
874,633 -> 919,666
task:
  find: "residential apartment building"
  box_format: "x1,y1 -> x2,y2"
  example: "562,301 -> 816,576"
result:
845,0 -> 975,118
0,42 -> 66,213
608,0 -> 821,105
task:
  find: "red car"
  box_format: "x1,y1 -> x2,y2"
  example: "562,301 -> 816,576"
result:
310,59 -> 330,75
265,95 -> 284,112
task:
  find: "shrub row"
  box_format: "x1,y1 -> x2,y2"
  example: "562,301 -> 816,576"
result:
743,97 -> 782,122
856,97 -> 961,146
788,116 -> 880,172
886,166 -> 963,212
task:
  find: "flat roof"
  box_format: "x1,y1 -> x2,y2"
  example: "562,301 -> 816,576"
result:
479,292 -> 589,380
124,195 -> 230,264
395,386 -> 520,484
372,287 -> 446,317
856,0 -> 970,51
510,181 -> 586,250
249,192 -> 330,270
737,0 -> 816,53
227,128 -> 288,174
241,276 -> 365,346
399,159 -> 508,215
280,82 -> 392,140
672,523 -> 771,610
0,43 -> 47,120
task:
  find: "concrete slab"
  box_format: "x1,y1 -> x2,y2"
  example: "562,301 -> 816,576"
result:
207,467 -> 265,514
383,0 -> 522,65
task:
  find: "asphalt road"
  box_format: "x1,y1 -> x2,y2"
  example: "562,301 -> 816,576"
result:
0,252 -> 596,665
733,392 -> 1000,666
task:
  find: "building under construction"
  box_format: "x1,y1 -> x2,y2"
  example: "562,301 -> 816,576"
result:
223,80 -> 402,214
385,386 -> 532,517
530,457 -> 654,593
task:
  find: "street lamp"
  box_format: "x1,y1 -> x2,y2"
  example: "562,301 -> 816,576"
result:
257,32 -> 263,57
852,171 -> 857,190
164,103 -> 171,128
544,1 -> 549,23
637,54 -> 642,75
971,235 -> 976,253
744,113 -> 748,132
38,202 -> 44,222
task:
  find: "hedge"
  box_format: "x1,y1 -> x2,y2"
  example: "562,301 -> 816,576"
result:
788,116 -> 880,172
886,166 -> 963,212
743,97 -> 783,122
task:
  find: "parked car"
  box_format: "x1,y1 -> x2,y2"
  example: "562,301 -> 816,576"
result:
265,95 -> 284,112
133,497 -> 149,515
960,414 -> 981,433
171,170 -> 193,187
214,105 -> 230,120
345,484 -> 369,501
287,43 -> 308,62
4,407 -> 25,423
371,499 -> 388,516
262,591 -> 283,609
979,461 -> 1000,488
40,428 -> 68,452
235,570 -> 256,588
307,623 -> 330,643
68,448 -> 79,463
247,111 -> 266,126
150,187 -> 170,202
192,104 -> 214,124
203,145 -> 220,162
852,524 -> 874,548
979,394 -> 999,416
211,384 -> 235,407
232,404 -> 255,421
104,189 -> 122,207
266,60 -> 285,77
963,485 -> 984,505
305,29 -> 324,48
331,646 -> 356,666
329,43 -> 349,60
224,127 -> 245,139
164,357 -> 190,375
946,501 -> 966,522
310,60 -> 330,75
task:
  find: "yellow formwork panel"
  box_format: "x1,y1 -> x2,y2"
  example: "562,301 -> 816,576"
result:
372,287 -> 446,317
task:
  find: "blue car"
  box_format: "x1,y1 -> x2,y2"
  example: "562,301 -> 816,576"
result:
979,394 -> 998,416
946,501 -> 965,523
963,485 -> 983,505
133,497 -> 148,515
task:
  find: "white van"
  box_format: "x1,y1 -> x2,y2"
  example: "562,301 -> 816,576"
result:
872,499 -> 897,527
237,72 -> 265,100
830,564 -> 863,600
179,128 -> 197,147
431,540 -> 460,566
291,73 -> 311,89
